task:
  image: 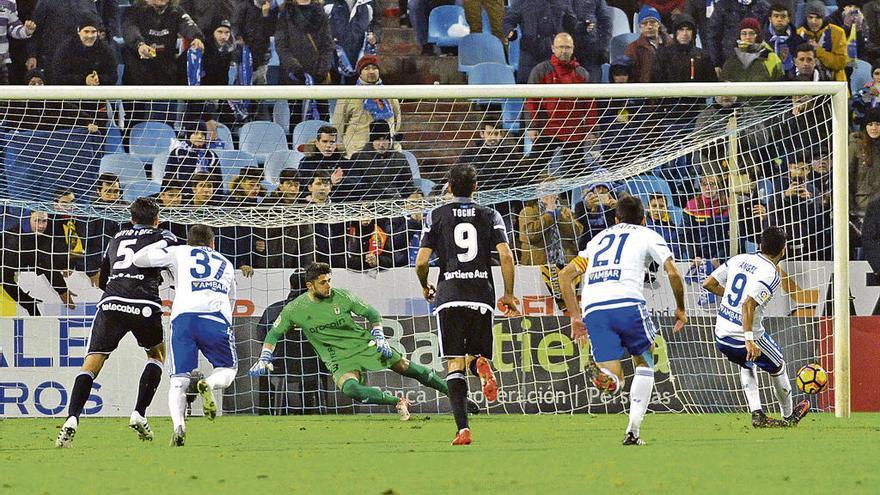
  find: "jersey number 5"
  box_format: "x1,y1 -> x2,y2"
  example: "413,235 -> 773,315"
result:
112,239 -> 138,270
454,223 -> 478,262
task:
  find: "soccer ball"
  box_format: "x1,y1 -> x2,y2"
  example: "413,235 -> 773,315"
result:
796,364 -> 828,394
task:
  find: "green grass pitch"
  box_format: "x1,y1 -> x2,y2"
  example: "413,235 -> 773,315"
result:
2,413 -> 879,494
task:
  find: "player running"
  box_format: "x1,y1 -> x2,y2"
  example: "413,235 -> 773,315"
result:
249,262 -> 452,421
558,195 -> 687,446
133,224 -> 238,446
56,198 -> 180,448
702,226 -> 810,428
415,163 -> 520,446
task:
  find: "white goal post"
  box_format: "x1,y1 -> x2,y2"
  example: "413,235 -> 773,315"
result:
0,82 -> 850,417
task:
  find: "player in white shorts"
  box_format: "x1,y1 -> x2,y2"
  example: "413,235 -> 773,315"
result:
134,224 -> 238,446
558,196 -> 687,446
702,226 -> 809,428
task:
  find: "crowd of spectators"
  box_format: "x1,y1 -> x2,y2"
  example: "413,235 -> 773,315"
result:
0,0 -> 877,316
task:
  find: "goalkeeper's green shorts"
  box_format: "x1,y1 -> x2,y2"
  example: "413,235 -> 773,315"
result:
329,346 -> 403,384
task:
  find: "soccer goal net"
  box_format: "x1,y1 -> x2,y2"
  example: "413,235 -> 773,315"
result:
0,83 -> 849,419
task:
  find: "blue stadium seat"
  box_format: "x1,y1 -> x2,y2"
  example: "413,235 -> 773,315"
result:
218,149 -> 259,192
213,123 -> 234,150
129,121 -> 175,161
468,62 -> 516,85
458,33 -> 508,72
850,59 -> 872,95
291,119 -> 330,149
601,63 -> 610,83
264,150 -> 305,184
151,149 -> 170,184
609,6 -> 631,37
502,98 -> 524,133
238,121 -> 287,163
610,33 -> 639,62
123,180 -> 160,203
625,174 -> 674,206
428,5 -> 469,47
99,152 -> 147,185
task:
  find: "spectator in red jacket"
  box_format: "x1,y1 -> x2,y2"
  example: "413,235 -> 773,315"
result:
525,32 -> 597,176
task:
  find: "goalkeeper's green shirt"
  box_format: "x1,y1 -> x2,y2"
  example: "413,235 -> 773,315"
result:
265,288 -> 395,378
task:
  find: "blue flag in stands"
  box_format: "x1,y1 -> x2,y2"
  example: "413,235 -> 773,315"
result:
303,73 -> 320,121
238,45 -> 253,86
187,47 -> 203,86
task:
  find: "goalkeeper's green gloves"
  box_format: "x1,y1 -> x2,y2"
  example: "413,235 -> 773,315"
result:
249,349 -> 274,376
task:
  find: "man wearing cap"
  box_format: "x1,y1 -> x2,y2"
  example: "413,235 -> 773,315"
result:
343,120 -> 417,201
625,6 -> 672,82
652,13 -> 716,82
797,0 -> 848,81
200,18 -> 235,86
26,0 -> 99,70
706,0 -> 770,75
331,55 -> 402,159
720,17 -> 783,81
51,14 -> 117,86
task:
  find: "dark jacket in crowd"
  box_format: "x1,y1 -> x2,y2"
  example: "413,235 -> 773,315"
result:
180,0 -> 238,34
705,0 -> 771,68
325,0 -> 381,74
28,0 -> 99,65
0,223 -> 70,315
340,146 -> 417,201
651,15 -> 717,82
50,36 -> 117,86
344,218 -> 409,271
122,2 -> 203,84
95,0 -> 121,38
458,139 -> 527,190
275,1 -> 334,82
78,206 -> 124,276
502,0 -> 577,83
828,7 -> 868,62
233,0 -> 277,66
863,196 -> 880,273
201,24 -> 236,85
570,0 -> 613,66
298,151 -> 349,184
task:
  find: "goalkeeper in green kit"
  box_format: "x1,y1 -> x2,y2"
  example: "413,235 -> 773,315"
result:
249,262 -> 453,420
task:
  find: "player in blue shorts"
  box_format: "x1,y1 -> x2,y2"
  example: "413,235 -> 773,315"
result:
558,196 -> 687,445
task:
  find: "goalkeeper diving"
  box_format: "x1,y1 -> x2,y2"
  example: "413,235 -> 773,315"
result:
250,262 -> 455,420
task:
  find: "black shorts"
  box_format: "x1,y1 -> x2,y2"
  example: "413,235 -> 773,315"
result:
87,299 -> 164,355
436,306 -> 494,359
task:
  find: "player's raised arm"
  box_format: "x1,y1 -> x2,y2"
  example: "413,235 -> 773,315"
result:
249,304 -> 296,376
663,257 -> 687,333
703,260 -> 728,297
559,255 -> 588,343
132,242 -> 176,268
496,242 -> 520,316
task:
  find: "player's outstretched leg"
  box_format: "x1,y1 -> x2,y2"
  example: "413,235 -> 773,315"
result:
474,356 -> 498,402
168,375 -> 189,446
56,354 -> 107,448
199,368 -> 236,420
395,360 -> 448,393
339,377 -> 409,420
130,355 -> 163,441
446,369 -> 471,445
785,400 -> 810,426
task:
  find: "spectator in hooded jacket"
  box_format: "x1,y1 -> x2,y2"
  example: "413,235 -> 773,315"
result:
625,6 -> 672,82
683,0 -> 713,50
797,1 -> 848,82
526,32 -> 596,174
325,0 -> 381,84
570,0 -> 613,83
200,17 -> 235,86
51,14 -> 117,87
705,0 -> 770,74
122,0 -> 204,85
275,0 -> 333,121
764,3 -> 806,73
720,17 -> 784,81
26,0 -> 98,70
233,0 -> 277,85
652,13 -> 716,82
503,0 -> 578,84
828,0 -> 867,63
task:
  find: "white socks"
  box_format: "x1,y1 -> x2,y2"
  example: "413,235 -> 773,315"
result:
740,367 -> 762,413
205,368 -> 236,417
770,368 -> 793,417
168,376 -> 189,431
626,367 -> 655,437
